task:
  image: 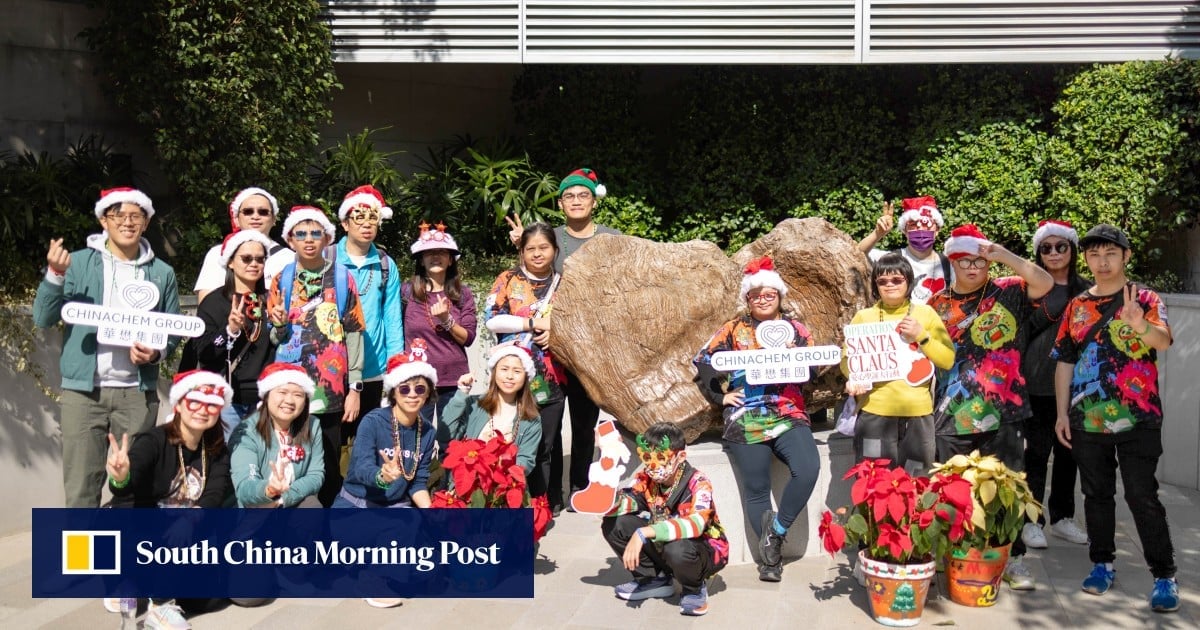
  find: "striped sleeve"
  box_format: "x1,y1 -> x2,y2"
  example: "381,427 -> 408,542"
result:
605,492 -> 640,517
650,513 -> 707,541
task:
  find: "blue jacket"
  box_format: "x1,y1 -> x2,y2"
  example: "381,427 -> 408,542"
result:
342,406 -> 435,505
335,239 -> 403,379
229,413 -> 325,507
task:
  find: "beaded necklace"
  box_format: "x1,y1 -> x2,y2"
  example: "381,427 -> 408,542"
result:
356,269 -> 376,296
485,401 -> 520,443
643,464 -> 687,524
390,408 -> 421,481
175,443 -> 207,502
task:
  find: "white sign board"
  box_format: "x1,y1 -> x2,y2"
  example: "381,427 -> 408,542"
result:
711,320 -> 842,385
62,302 -> 205,350
843,321 -> 930,386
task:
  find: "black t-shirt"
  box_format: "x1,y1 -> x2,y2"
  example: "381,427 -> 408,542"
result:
189,290 -> 275,405
109,426 -> 232,508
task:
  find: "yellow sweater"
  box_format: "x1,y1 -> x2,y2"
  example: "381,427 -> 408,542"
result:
841,301 -> 956,417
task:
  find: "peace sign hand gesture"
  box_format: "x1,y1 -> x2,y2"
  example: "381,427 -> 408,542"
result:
228,294 -> 246,336
378,448 -> 403,484
266,459 -> 290,500
874,202 -> 895,238
505,213 -> 525,248
268,303 -> 287,328
106,433 -> 131,483
1119,283 -> 1147,332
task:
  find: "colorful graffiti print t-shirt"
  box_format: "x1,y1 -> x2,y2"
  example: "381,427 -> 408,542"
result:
929,277 -> 1033,435
1050,286 -> 1170,434
694,315 -> 813,444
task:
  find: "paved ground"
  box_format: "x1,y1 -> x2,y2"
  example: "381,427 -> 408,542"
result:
2,474 -> 1197,629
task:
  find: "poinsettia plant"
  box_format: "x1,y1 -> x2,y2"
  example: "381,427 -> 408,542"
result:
819,459 -> 975,565
431,435 -> 552,542
928,450 -> 1042,552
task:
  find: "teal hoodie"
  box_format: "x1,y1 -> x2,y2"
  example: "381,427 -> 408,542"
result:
32,234 -> 180,392
442,391 -> 542,476
335,239 -> 403,379
229,412 -> 325,507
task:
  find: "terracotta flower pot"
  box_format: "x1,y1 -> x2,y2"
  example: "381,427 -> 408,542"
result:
945,543 -> 1011,607
858,551 -> 937,627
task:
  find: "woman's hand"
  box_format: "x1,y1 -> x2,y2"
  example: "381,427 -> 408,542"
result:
379,449 -> 403,484
723,390 -> 744,407
457,373 -> 475,392
227,294 -> 245,336
895,315 -> 925,345
430,295 -> 452,326
845,382 -> 871,396
266,459 -> 290,500
505,214 -> 524,248
106,433 -> 130,483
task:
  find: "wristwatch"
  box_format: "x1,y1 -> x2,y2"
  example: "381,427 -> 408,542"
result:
350,381 -> 364,392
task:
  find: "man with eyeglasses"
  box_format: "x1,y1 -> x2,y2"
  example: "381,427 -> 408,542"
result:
33,187 -> 181,507
928,223 -> 1052,592
858,196 -> 955,305
192,187 -> 292,303
267,205 -> 366,506
333,185 -> 403,438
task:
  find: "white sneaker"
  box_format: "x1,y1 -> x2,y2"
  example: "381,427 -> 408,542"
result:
1021,523 -> 1048,549
1003,557 -> 1036,591
102,598 -> 121,613
145,600 -> 190,630
364,597 -> 403,608
1051,519 -> 1089,545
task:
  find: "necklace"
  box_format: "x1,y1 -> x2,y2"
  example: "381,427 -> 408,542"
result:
390,409 -> 420,481
175,442 -> 208,501
643,464 -> 687,524
356,269 -> 376,296
485,404 -> 519,443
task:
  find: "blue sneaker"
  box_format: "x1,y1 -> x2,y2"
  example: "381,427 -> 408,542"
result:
680,583 -> 709,616
1150,578 -> 1179,613
1081,564 -> 1115,595
614,575 -> 674,601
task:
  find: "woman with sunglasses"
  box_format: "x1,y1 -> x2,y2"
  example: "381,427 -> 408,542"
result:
187,229 -> 277,441
105,370 -> 234,629
442,345 -> 542,476
692,256 -> 819,583
193,187 -> 291,304
1018,220 -> 1092,550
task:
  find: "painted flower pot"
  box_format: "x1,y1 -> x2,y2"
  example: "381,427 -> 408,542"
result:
945,544 -> 1011,607
858,551 -> 937,627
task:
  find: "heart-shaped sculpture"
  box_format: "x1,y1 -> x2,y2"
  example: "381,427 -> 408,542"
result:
552,218 -> 872,441
120,280 -> 160,311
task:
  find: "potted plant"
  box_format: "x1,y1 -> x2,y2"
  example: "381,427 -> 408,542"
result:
928,450 -> 1043,607
820,459 -> 974,627
432,435 -> 553,541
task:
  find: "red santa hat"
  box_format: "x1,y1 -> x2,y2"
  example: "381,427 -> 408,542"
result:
256,362 -> 316,399
337,185 -> 394,222
94,187 -> 155,219
1032,219 -> 1078,251
169,369 -> 233,409
383,344 -> 439,393
486,343 -> 536,383
944,224 -> 991,260
218,229 -> 277,266
739,255 -> 789,302
281,205 -> 336,239
897,196 -> 944,231
227,187 -> 279,231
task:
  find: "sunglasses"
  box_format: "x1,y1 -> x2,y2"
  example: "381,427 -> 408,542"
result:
396,384 -> 428,397
876,276 -> 907,287
239,207 -> 273,217
1038,242 -> 1070,255
291,229 -> 325,241
238,254 -> 266,265
183,399 -> 222,414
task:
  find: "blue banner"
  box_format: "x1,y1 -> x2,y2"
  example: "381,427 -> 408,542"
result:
33,508 -> 534,599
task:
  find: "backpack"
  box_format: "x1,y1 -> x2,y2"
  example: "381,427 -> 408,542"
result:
325,242 -> 391,302
280,260 -> 350,317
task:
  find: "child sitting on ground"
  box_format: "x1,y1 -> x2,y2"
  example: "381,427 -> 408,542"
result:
600,422 -> 729,616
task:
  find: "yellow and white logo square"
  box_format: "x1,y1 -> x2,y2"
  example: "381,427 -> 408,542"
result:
62,530 -> 121,575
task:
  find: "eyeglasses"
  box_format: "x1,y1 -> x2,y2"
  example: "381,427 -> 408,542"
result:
348,209 -> 381,225
183,399 -> 222,414
239,207 -> 273,217
954,257 -> 989,270
1038,242 -> 1070,255
561,192 -> 593,202
104,211 -> 146,225
747,292 -> 779,304
875,276 -> 907,287
238,254 -> 266,265
396,384 -> 428,397
291,229 -> 325,241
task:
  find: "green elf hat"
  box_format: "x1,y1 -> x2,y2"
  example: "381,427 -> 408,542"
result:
558,168 -> 607,200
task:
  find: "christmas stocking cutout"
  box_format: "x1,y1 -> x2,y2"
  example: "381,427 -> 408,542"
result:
569,419 -> 631,514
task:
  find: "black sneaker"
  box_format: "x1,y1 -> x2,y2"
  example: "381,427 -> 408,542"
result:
760,510 -> 785,568
758,562 -> 782,582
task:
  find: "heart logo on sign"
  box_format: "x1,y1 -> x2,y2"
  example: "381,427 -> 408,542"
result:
121,280 -> 160,311
755,320 -> 795,348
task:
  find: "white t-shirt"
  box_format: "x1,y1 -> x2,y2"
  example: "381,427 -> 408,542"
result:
868,247 -> 954,305
193,239 -> 293,293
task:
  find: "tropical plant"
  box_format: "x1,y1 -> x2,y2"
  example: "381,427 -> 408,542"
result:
928,450 -> 1042,552
819,459 -> 975,565
431,435 -> 553,541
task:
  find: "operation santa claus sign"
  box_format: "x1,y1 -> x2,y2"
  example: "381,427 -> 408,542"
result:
843,321 -> 932,386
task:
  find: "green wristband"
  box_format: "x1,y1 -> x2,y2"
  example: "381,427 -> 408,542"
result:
375,470 -> 389,488
109,474 -> 130,489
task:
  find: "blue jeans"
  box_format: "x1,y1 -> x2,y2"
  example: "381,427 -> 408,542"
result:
221,402 -> 256,442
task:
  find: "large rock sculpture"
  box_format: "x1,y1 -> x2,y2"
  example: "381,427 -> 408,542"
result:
552,218 -> 873,441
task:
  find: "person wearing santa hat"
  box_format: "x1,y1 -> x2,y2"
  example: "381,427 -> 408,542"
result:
857,196 -> 955,305
267,204 -> 366,507
1019,220 -> 1091,551
33,187 -> 181,508
693,255 -> 820,583
442,344 -> 542,475
230,363 -> 324,508
192,187 -> 292,304
928,223 -> 1052,591
186,229 -> 278,441
105,369 -> 233,628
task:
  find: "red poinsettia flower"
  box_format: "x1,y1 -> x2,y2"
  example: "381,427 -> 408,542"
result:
531,495 -> 552,542
499,465 -> 528,509
442,438 -> 495,496
819,510 -> 846,558
876,523 -> 913,560
431,489 -> 466,508
868,467 -> 915,524
931,473 -> 974,513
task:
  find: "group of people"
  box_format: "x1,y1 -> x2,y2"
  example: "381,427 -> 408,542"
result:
34,179 -> 1179,622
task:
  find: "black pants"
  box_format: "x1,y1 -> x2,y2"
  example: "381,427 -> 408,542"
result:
316,411 -> 345,508
936,422 -> 1027,558
1024,395 -> 1078,524
1073,429 -> 1176,579
341,381 -> 385,447
564,371 -> 600,493
724,425 -> 820,537
530,398 -> 566,505
853,412 -> 936,476
602,514 -> 715,594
